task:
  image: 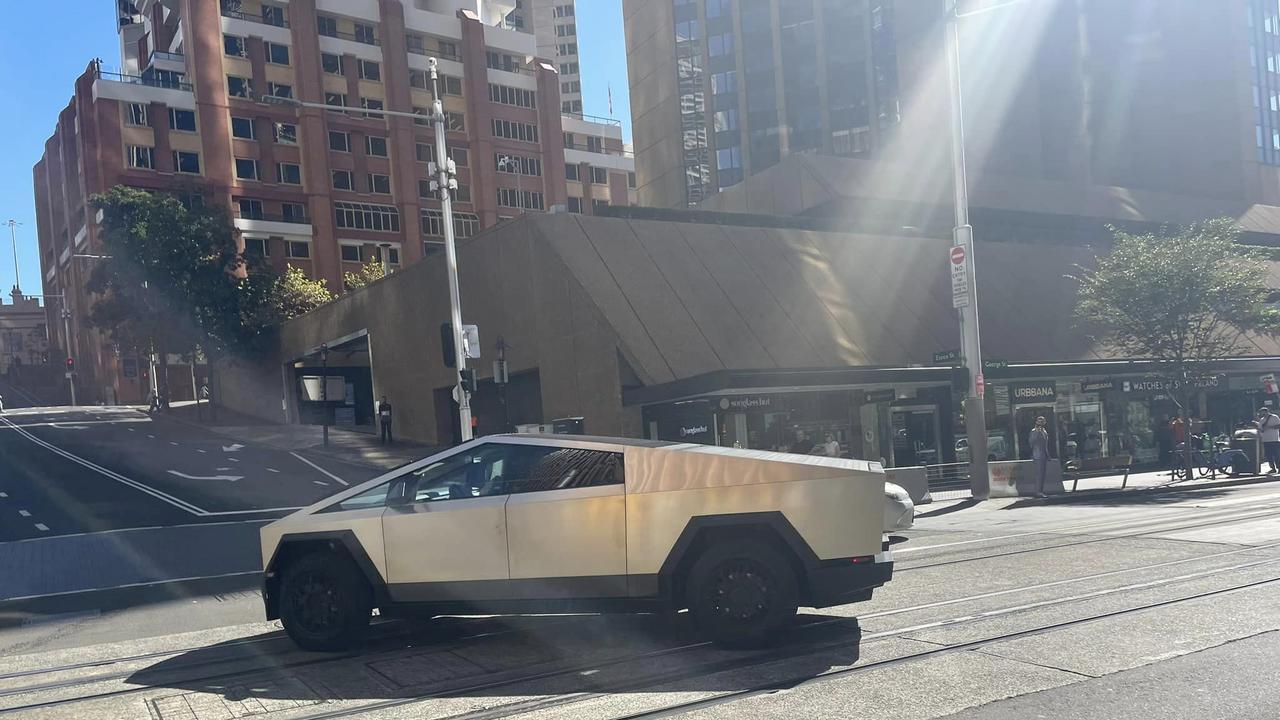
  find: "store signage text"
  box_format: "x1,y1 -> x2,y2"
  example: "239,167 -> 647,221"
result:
679,425 -> 709,438
1081,379 -> 1114,393
1009,382 -> 1056,402
1121,376 -> 1221,393
865,389 -> 897,403
717,396 -> 774,411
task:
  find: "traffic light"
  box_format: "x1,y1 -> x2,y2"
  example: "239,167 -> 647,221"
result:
440,323 -> 455,368
65,357 -> 75,373
459,368 -> 478,395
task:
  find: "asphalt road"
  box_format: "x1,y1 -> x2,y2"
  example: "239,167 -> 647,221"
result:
4,473 -> 1280,719
0,406 -> 380,541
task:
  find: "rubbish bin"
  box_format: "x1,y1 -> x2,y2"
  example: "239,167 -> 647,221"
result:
1232,427 -> 1261,475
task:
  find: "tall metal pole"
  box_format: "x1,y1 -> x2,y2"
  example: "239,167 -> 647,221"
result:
61,306 -> 76,406
5,220 -> 19,293
430,58 -> 473,441
320,343 -> 329,447
946,0 -> 989,499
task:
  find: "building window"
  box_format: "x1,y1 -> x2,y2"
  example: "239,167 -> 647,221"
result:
561,80 -> 581,95
334,201 -> 400,232
406,32 -> 426,54
454,212 -> 479,237
446,111 -> 466,132
285,241 -> 311,259
454,184 -> 471,202
362,98 -> 384,117
557,43 -> 578,57
586,136 -> 603,152
409,69 -> 427,89
562,99 -> 583,113
277,162 -> 302,185
488,83 -> 536,108
224,34 -> 247,57
265,41 -> 290,65
418,179 -> 433,198
565,164 -> 580,181
563,132 -> 576,149
365,135 -> 388,157
235,158 -> 259,180
415,142 -> 432,163
491,118 -> 539,143
556,23 -> 577,37
560,61 -> 579,75
358,59 -> 381,81
274,122 -> 298,144
707,0 -> 730,17
243,237 -> 268,256
317,14 -> 337,38
709,33 -> 734,57
421,208 -> 445,236
367,173 -> 391,194
238,199 -> 264,220
329,131 -> 350,152
231,116 -> 255,139
566,196 -> 582,213
125,103 -> 149,127
227,76 -> 252,98
172,151 -> 201,174
554,4 -> 575,18
442,75 -> 463,96
260,3 -> 286,26
282,202 -> 307,223
353,22 -> 378,45
340,244 -> 362,262
268,82 -> 293,99
593,199 -> 610,212
439,40 -> 458,58
449,146 -> 469,167
324,92 -> 347,109
127,145 -> 155,170
168,108 -> 196,132
628,171 -> 637,188
711,71 -> 737,94
591,166 -> 608,184
413,106 -> 429,126
497,187 -> 545,210
321,52 -> 343,75
486,51 -> 524,73
495,153 -> 542,176
331,169 -> 353,190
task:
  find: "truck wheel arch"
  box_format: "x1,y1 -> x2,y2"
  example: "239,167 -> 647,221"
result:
264,531 -> 388,619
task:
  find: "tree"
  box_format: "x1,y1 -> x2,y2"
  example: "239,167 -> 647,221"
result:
1073,219 -> 1280,476
87,186 -> 333,401
342,259 -> 386,291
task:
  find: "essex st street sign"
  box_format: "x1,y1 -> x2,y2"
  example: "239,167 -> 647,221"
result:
934,349 -> 960,365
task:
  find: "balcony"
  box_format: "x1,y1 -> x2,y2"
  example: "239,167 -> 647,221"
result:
319,28 -> 381,46
562,111 -> 622,128
146,50 -> 186,74
220,7 -> 290,28
407,41 -> 460,62
97,68 -> 192,92
235,210 -> 310,225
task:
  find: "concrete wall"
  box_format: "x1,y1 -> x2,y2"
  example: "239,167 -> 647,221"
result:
276,216 -> 643,445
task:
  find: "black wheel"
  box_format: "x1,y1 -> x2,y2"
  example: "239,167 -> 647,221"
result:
279,552 -> 373,652
686,539 -> 798,649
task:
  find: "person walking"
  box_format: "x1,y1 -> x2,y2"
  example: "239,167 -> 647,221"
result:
1257,407 -> 1280,473
377,395 -> 394,445
1030,416 -> 1051,498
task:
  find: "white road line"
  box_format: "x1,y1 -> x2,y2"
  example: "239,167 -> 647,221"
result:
228,457 -> 240,463
0,492 -> 7,498
18,510 -> 31,517
128,428 -> 136,432
169,441 -> 179,446
0,518 -> 272,544
0,417 -> 206,515
217,467 -> 232,471
33,523 -> 48,532
290,451 -> 349,486
267,468 -> 280,473
200,506 -> 304,516
313,480 -> 328,486
196,449 -> 207,454
147,434 -> 156,439
0,570 -> 260,603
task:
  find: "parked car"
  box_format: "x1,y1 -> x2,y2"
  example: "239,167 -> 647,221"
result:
884,482 -> 914,532
261,435 -> 894,651
955,436 -> 1011,463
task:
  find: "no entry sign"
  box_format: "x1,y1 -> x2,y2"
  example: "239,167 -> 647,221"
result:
950,245 -> 970,308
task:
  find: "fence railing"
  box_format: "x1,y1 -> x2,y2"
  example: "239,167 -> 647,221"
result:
96,68 -> 193,92
924,462 -> 972,500
407,43 -> 460,62
561,111 -> 623,128
320,28 -> 380,46
220,8 -> 290,28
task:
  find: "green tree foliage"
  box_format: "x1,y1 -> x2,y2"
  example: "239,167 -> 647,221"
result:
87,186 -> 332,365
342,259 -> 387,291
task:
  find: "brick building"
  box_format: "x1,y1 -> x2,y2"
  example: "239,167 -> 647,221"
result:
34,0 -> 634,405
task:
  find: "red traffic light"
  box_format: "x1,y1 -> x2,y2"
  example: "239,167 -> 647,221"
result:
65,357 -> 75,370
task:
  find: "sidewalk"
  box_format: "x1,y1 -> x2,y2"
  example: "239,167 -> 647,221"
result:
1040,467 -> 1279,504
162,401 -> 436,470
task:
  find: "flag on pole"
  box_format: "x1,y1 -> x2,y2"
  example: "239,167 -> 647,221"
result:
608,85 -> 614,116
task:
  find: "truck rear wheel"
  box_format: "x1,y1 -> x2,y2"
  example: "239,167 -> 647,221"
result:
686,539 -> 798,649
279,551 -> 372,652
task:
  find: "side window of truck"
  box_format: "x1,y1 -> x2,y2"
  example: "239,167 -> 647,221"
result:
500,446 -> 624,495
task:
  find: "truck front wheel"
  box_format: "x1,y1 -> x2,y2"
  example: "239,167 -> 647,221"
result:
279,551 -> 373,652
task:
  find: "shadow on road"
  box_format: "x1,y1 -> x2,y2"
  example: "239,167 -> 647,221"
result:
127,612 -> 862,705
915,497 -> 983,519
1003,487 -> 1236,510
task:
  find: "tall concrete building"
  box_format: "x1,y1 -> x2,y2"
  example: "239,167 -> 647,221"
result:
34,0 -> 633,405
626,0 -> 1280,227
508,0 -> 584,114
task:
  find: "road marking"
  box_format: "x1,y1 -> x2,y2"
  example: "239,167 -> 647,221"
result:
266,467 -> 279,473
222,443 -> 244,452
314,480 -> 329,486
0,492 -> 7,498
50,424 -> 90,430
169,441 -> 179,446
228,457 -> 240,463
200,506 -> 303,516
196,449 -> 207,454
0,416 -> 205,515
147,434 -> 155,439
18,510 -> 31,517
0,570 -> 260,603
0,519 -> 273,544
33,523 -> 48,532
216,467 -> 232,471
290,451 -> 349,486
167,470 -> 243,482
128,428 -> 135,432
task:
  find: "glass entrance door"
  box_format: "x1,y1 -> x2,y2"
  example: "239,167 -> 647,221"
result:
892,406 -> 940,467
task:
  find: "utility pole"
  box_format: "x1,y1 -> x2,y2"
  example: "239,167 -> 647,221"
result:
428,57 -> 472,441
946,0 -> 989,499
320,343 -> 329,447
5,220 -> 19,293
61,306 -> 76,406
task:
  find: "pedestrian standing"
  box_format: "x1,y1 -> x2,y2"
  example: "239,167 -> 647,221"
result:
822,432 -> 841,458
1030,416 -> 1050,498
1257,407 -> 1280,473
378,395 -> 393,444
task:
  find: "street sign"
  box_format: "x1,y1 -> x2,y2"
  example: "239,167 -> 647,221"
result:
462,324 -> 481,359
950,245 -> 970,309
982,358 -> 1007,372
933,349 -> 961,365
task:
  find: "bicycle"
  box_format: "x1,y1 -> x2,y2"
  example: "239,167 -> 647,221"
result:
1170,434 -> 1250,481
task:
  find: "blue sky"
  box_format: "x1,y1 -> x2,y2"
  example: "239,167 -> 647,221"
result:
0,0 -> 630,302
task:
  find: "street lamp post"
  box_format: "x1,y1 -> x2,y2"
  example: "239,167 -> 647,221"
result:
61,306 -> 76,406
261,60 -> 473,441
5,220 -> 20,293
320,343 -> 329,447
946,0 -> 990,499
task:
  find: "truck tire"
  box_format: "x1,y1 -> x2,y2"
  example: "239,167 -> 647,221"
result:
686,539 -> 799,649
279,551 -> 373,652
